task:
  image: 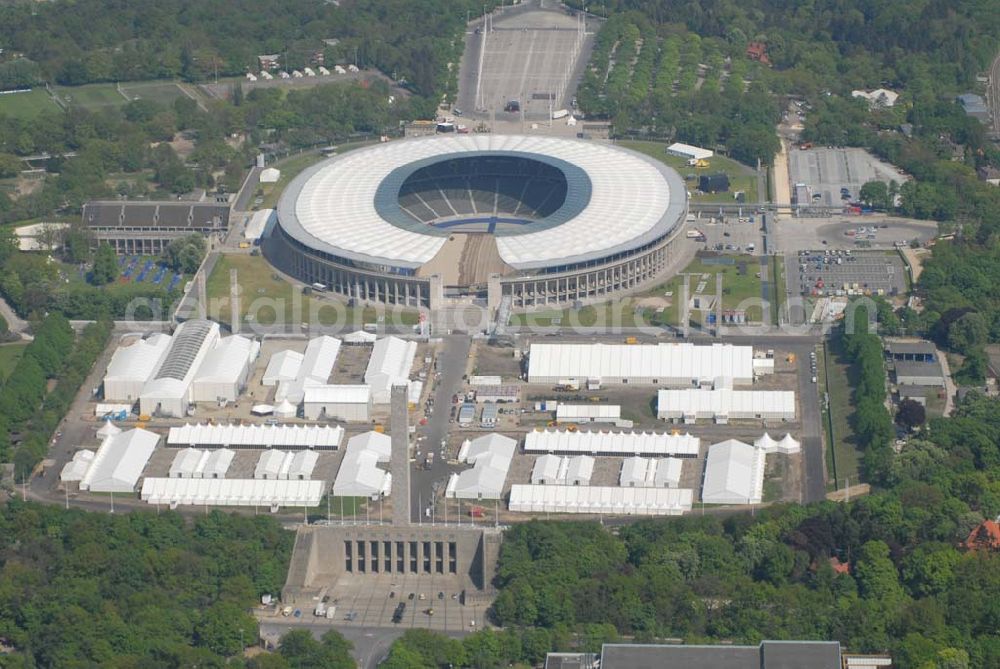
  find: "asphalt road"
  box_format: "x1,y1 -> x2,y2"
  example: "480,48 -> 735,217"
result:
793,342 -> 826,502
410,335 -> 471,523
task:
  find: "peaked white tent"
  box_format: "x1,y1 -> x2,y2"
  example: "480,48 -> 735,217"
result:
332,431 -> 392,497
80,428 -> 160,493
754,433 -> 779,453
97,420 -> 122,439
364,336 -> 416,404
343,330 -> 378,344
274,399 -> 298,419
447,434 -> 516,500
509,485 -> 693,516
701,439 -> 766,505
60,450 -> 95,482
777,433 -> 801,454
198,449 -> 235,479
169,448 -> 208,478
263,350 -> 303,387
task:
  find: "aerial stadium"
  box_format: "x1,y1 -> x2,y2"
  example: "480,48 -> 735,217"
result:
265,135 -> 688,313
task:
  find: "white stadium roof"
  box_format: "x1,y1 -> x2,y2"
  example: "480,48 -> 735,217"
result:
524,429 -> 700,457
141,478 -> 324,508
167,423 -> 344,449
528,343 -> 755,384
277,135 -> 684,270
509,485 -> 693,516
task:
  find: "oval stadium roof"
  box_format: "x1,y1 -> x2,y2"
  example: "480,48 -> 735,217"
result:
277,135 -> 685,271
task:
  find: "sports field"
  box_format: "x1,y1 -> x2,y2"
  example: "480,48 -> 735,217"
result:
53,83 -> 127,110
119,81 -> 190,107
0,89 -> 61,119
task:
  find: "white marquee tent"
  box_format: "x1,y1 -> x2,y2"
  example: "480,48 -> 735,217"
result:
701,439 -> 766,505
657,388 -> 796,422
141,478 -> 324,508
530,454 -> 594,486
365,336 -> 417,404
447,434 -> 516,500
332,431 -> 392,497
80,428 -> 160,493
167,423 -> 344,450
189,335 -> 259,403
528,342 -> 755,386
60,449 -> 95,482
619,456 -> 683,488
524,429 -> 700,457
198,449 -> 235,479
275,336 -> 341,404
263,350 -> 303,386
509,485 -> 693,516
169,448 -> 208,478
103,333 -> 172,401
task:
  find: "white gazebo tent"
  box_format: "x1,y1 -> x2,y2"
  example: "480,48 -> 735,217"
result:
274,399 -> 297,419
754,432 -> 779,453
96,420 -> 122,439
777,433 -> 801,454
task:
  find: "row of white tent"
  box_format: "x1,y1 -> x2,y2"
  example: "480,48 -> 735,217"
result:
524,429 -> 700,457
620,456 -> 683,489
530,454 -> 594,486
141,478 -> 325,508
167,423 -> 345,449
169,448 -> 235,479
247,64 -> 358,81
509,485 -> 693,516
255,450 -> 319,480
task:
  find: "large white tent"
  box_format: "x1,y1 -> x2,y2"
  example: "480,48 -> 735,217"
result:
657,388 -> 796,422
263,350 -> 303,386
509,485 -> 693,516
60,449 -> 95,482
170,447 -> 235,479
286,450 -> 319,480
103,333 -> 172,401
79,428 -> 159,493
528,342 -> 755,386
140,320 -> 220,417
556,404 -> 621,423
198,449 -> 235,478
524,429 -> 700,457
364,336 -> 416,404
619,456 -> 683,488
255,450 -> 292,479
168,423 -> 344,450
190,335 -> 258,403
302,384 -> 372,421
332,431 -> 392,497
446,434 -> 516,500
275,336 -> 341,404
701,439 -> 766,505
169,448 -> 208,478
141,478 -> 324,508
530,454 -> 594,485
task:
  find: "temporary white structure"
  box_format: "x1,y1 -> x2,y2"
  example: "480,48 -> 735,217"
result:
777,433 -> 801,454
446,434 -> 516,500
364,336 -> 417,404
60,450 -> 95,482
263,350 -> 303,386
275,336 -> 341,404
168,423 -> 344,450
657,388 -> 796,423
332,431 -> 392,497
701,439 -> 766,505
343,330 -> 377,344
286,450 -> 319,480
528,342 -> 755,386
524,429 -> 700,457
96,420 -> 122,439
251,404 -> 274,416
531,454 -> 594,485
244,209 -> 275,241
190,335 -> 258,403
141,320 -> 221,417
260,167 -> 281,183
556,404 -> 621,423
169,448 -> 208,478
666,142 -> 713,161
509,485 -> 693,516
754,433 -> 780,453
620,457 -> 683,488
302,384 -> 372,421
80,428 -> 160,493
274,399 -> 298,419
103,333 -> 172,401
255,450 -> 292,479
141,478 -> 324,508
198,449 -> 235,479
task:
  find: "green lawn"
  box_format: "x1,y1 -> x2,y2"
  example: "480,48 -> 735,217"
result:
617,139 -> 759,203
54,83 -> 127,110
257,141 -> 375,210
510,255 -> 764,327
822,339 -> 861,489
206,254 -> 419,328
0,89 -> 61,119
119,81 -> 188,107
0,342 -> 28,380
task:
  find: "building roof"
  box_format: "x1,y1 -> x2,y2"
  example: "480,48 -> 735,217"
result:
666,143 -> 713,160
528,343 -> 755,383
525,429 -> 700,457
509,485 -> 693,515
894,359 -> 944,380
80,428 -> 159,492
303,384 -> 371,404
556,404 -> 621,421
194,335 -> 256,384
364,336 -> 416,399
963,520 -> 1000,551
167,423 -> 344,449
141,478 -> 324,507
957,93 -> 989,114
276,134 -> 685,271
600,641 -> 842,669
83,201 -> 230,230
333,431 -> 392,497
851,88 -> 899,107
702,439 -> 766,505
657,388 -> 796,417
143,320 -> 219,400
885,341 -> 936,356
263,350 -> 303,386
105,333 -> 172,385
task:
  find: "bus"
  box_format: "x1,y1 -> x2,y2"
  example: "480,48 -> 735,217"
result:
311,282 -> 327,292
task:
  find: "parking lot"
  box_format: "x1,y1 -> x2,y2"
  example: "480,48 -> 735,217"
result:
770,216 -> 938,253
694,215 -> 763,255
788,146 -> 905,207
787,249 -> 908,298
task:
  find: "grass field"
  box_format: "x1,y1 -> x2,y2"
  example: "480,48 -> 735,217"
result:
119,81 -> 188,107
206,254 -> 419,328
256,141 -> 375,211
54,83 -> 127,110
0,89 -> 61,119
822,338 -> 861,488
618,140 -> 759,203
510,255 -> 764,327
0,342 -> 28,380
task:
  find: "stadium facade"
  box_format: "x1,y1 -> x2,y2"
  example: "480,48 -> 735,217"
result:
264,135 -> 688,313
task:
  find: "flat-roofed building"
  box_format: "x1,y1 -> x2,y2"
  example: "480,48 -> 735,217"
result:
82,201 -> 230,254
